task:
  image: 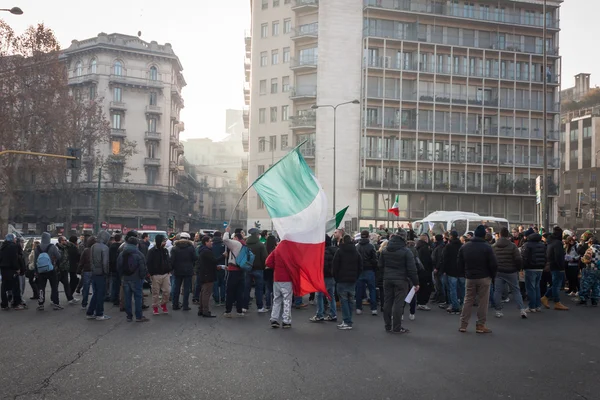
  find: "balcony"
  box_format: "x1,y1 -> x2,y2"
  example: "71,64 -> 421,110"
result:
289,113 -> 316,129
292,0 -> 318,12
169,161 -> 178,171
242,131 -> 249,152
292,23 -> 318,42
169,135 -> 178,146
145,131 -> 161,141
244,83 -> 250,106
145,105 -> 162,115
69,74 -> 99,85
108,74 -> 164,89
109,101 -> 127,111
110,128 -> 126,138
144,158 -> 161,166
176,143 -> 184,155
290,56 -> 318,72
290,85 -> 317,100
241,157 -> 248,171
300,146 -> 316,158
243,109 -> 249,129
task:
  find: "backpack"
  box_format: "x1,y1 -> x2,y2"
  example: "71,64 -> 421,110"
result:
59,246 -> 71,272
121,251 -> 139,276
37,245 -> 54,273
234,245 -> 255,273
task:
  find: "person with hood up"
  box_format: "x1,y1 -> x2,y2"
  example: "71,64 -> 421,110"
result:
211,231 -> 227,306
34,232 -> 63,311
108,233 -> 123,307
0,234 -> 24,310
355,230 -> 379,316
310,235 -> 338,322
379,229 -> 419,334
432,234 -> 447,308
332,234 -> 363,330
78,236 -> 95,310
243,228 -> 268,313
521,230 -> 546,312
147,234 -> 172,315
196,236 -> 219,318
85,230 -> 111,320
492,228 -> 527,319
117,230 -> 149,322
541,226 -> 569,311
440,231 -> 464,314
458,225 -> 498,334
67,236 -> 81,296
56,236 -> 79,305
416,233 -> 434,311
171,232 -> 197,311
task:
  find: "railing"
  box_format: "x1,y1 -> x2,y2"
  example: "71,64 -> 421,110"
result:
293,0 -> 318,8
145,132 -> 161,140
292,23 -> 318,38
291,56 -> 318,68
289,112 -> 316,128
110,101 -> 126,110
144,158 -> 161,166
146,105 -> 162,114
109,74 -> 164,88
110,128 -> 126,137
300,146 -> 316,158
290,85 -> 317,98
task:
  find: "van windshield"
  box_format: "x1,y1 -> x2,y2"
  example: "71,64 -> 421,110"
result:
467,220 -> 508,233
418,221 -> 447,236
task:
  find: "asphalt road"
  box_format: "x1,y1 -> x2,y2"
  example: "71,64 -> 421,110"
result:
0,287 -> 599,400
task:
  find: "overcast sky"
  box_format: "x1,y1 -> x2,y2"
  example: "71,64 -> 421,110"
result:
1,0 -> 595,140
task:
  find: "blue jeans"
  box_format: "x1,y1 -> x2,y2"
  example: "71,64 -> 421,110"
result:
213,269 -> 226,303
494,272 -> 524,311
110,272 -> 120,303
193,274 -> 201,301
225,270 -> 245,313
544,270 -> 565,303
356,270 -> 377,311
123,279 -> 143,320
244,270 -> 264,309
87,275 -> 106,317
81,272 -> 92,307
525,270 -> 542,309
337,282 -> 356,325
265,276 -> 273,309
170,274 -> 175,302
447,276 -> 466,311
173,275 -> 192,309
317,277 -> 337,318
294,296 -> 304,306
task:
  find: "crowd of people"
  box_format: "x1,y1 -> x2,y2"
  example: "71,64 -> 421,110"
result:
1,222 -> 598,333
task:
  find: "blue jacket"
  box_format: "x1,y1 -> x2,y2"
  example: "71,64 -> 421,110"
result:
211,236 -> 226,266
117,238 -> 147,281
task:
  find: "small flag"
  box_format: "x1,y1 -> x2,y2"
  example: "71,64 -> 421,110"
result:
326,206 -> 349,235
388,194 -> 399,216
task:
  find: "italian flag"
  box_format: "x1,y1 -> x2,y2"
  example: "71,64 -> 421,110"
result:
326,206 -> 349,235
388,194 -> 400,216
252,146 -> 328,296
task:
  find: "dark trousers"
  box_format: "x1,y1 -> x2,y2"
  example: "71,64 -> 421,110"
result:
38,270 -> 60,306
417,277 -> 433,305
28,273 -> 38,299
225,270 -> 245,314
199,282 -> 214,315
565,265 -> 580,293
540,270 -> 553,298
1,269 -> 21,308
173,275 -> 192,309
383,279 -> 409,331
213,269 -> 226,303
87,275 -> 106,317
58,271 -> 74,301
69,272 -> 79,296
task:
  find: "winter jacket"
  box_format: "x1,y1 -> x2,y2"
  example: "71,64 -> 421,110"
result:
378,235 -> 419,286
492,237 -> 522,274
457,237 -> 498,280
197,245 -> 218,283
546,234 -> 565,272
332,243 -> 363,284
146,246 -> 171,276
356,238 -> 378,271
138,240 -> 150,259
34,232 -> 62,271
440,239 -> 463,278
109,241 -> 122,273
117,239 -> 147,281
323,246 -> 337,278
431,242 -> 445,271
416,240 -> 433,273
266,247 -> 291,282
521,234 -> 546,270
78,237 -> 96,273
223,232 -> 243,270
91,231 -> 110,276
565,244 -> 580,267
67,242 -> 80,273
0,240 -> 19,270
170,239 -> 197,276
211,236 -> 226,266
245,235 -> 268,271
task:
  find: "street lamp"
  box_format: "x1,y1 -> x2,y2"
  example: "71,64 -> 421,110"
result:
311,99 -> 360,214
594,150 -> 600,234
258,137 -> 275,231
0,7 -> 23,14
542,0 -> 549,231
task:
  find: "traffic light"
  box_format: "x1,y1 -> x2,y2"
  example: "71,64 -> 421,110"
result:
67,148 -> 81,169
168,217 -> 174,229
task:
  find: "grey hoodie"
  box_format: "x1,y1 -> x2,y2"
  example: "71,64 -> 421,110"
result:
92,230 -> 110,276
34,232 -> 61,271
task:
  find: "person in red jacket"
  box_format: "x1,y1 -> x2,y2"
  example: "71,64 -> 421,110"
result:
266,246 -> 292,329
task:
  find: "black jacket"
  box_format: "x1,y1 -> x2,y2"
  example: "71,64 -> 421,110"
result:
109,241 -> 122,273
332,243 -> 363,283
246,235 -> 268,271
0,240 -> 19,270
493,237 -> 522,274
457,237 -> 498,280
323,246 -> 337,278
378,236 -> 419,286
67,243 -> 80,273
197,245 -> 218,283
546,234 -> 565,271
416,240 -> 433,273
440,238 -> 463,277
211,236 -> 226,265
356,238 -> 378,271
138,240 -> 150,258
521,234 -> 546,270
146,246 -> 171,276
431,242 -> 445,271
171,239 -> 198,276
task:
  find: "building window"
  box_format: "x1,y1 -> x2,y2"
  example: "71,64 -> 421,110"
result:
272,21 -> 279,36
112,113 -> 122,129
75,61 -> 82,77
281,105 -> 289,121
273,0 -> 280,6
113,60 -> 123,76
570,127 -> 578,142
259,108 -> 266,123
283,47 -> 290,63
259,79 -> 267,95
281,134 -> 288,150
258,138 -> 266,152
282,76 -> 290,92
113,87 -> 122,102
150,92 -> 157,106
148,118 -> 157,132
262,0 -> 268,9
261,23 -> 268,38
90,58 -> 97,74
149,66 -> 158,81
147,168 -> 157,185
271,78 -> 278,94
147,142 -> 157,158
89,85 -> 96,99
270,107 -> 277,122
260,52 -> 268,67
584,124 -> 592,138
269,135 -> 277,151
112,139 -> 122,155
284,0 -> 291,3
284,18 -> 291,34
271,49 -> 279,65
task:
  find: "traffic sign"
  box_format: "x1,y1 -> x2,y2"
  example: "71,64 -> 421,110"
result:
223,221 -> 228,228
101,221 -> 108,229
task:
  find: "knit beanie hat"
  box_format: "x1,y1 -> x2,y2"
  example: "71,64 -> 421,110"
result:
474,225 -> 487,238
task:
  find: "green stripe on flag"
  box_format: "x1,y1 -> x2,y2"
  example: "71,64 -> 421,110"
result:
252,148 -> 319,219
326,206 -> 349,235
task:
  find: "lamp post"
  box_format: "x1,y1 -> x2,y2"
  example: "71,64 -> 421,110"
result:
311,99 -> 360,214
542,0 -> 549,231
594,150 -> 600,234
258,138 -> 275,231
0,7 -> 23,14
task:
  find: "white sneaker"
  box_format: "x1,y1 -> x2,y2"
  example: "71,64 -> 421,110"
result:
69,298 -> 80,305
242,308 -> 248,313
520,309 -> 528,319
337,323 -> 353,330
495,311 -> 504,318
502,298 -> 510,303
257,308 -> 267,313
356,309 -> 363,315
417,305 -> 431,311
409,313 -> 415,321
309,300 -> 315,305
371,310 -> 378,316
535,307 -> 542,313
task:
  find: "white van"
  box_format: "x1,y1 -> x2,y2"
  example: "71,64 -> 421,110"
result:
413,211 -> 509,237
138,230 -> 168,243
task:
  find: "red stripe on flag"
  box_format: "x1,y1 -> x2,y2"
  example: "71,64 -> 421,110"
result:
388,208 -> 399,216
276,240 -> 328,297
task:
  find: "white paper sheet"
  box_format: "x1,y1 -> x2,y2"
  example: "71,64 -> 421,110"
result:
405,287 -> 416,303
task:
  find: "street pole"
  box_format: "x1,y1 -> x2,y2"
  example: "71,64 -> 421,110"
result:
595,150 -> 600,234
333,106 -> 337,215
260,137 -> 276,232
96,167 -> 102,235
542,0 -> 549,231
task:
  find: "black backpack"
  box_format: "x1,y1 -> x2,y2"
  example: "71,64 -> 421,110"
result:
121,251 -> 139,276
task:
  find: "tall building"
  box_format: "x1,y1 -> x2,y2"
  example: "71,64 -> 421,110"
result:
247,0 -> 562,231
